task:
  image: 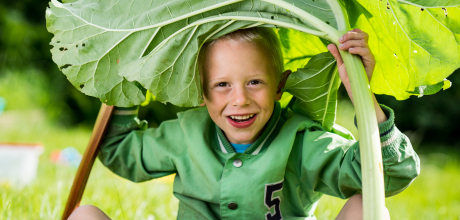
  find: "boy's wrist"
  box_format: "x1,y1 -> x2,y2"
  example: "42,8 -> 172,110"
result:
372,94 -> 387,123
353,103 -> 393,128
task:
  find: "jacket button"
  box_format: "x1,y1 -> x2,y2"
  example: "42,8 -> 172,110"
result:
233,159 -> 243,167
228,202 -> 238,210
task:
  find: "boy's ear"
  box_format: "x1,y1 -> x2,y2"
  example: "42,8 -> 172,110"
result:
200,94 -> 206,106
275,70 -> 292,100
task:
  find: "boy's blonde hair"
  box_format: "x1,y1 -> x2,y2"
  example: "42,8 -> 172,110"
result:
198,27 -> 284,81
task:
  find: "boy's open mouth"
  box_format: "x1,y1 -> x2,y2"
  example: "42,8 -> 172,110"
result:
229,114 -> 255,122
227,114 -> 257,128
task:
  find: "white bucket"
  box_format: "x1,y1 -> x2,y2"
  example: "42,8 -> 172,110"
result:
0,143 -> 44,187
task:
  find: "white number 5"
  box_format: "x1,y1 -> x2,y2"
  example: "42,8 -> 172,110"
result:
264,180 -> 284,220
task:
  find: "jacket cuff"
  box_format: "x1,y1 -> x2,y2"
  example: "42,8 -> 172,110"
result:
378,104 -> 398,159
353,104 -> 394,132
353,104 -> 398,159
111,106 -> 139,125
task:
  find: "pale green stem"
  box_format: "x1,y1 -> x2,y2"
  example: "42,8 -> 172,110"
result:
261,0 -> 342,42
339,50 -> 386,220
327,0 -> 387,219
325,0 -> 351,31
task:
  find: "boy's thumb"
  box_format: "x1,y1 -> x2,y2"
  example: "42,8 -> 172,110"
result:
327,44 -> 344,66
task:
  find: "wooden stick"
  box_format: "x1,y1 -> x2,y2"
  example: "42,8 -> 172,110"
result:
62,104 -> 115,220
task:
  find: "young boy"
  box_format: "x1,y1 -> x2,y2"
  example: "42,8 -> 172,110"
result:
68,27 -> 419,220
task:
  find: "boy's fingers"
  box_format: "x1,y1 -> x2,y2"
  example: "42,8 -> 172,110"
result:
348,47 -> 376,65
327,44 -> 344,65
348,47 -> 370,57
339,32 -> 369,43
338,39 -> 368,51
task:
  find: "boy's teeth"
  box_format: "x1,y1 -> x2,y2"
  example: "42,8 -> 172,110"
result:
230,114 -> 254,120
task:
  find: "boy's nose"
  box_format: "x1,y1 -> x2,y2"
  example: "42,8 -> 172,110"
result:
231,87 -> 251,107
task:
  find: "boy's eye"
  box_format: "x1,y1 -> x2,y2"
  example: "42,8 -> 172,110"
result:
216,82 -> 228,87
249,80 -> 261,85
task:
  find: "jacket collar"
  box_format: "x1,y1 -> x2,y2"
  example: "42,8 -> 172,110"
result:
214,102 -> 282,155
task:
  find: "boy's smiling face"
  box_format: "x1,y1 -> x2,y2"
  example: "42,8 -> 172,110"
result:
201,40 -> 288,144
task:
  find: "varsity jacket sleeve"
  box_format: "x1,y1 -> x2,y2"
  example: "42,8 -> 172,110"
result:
97,106 -> 185,182
299,104 -> 420,199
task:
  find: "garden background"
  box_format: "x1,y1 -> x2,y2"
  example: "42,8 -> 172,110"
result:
1,1 -> 459,219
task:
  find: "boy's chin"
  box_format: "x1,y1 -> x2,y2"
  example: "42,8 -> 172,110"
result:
226,130 -> 261,144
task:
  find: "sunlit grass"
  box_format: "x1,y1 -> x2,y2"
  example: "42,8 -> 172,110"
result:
0,108 -> 178,219
0,156 -> 178,220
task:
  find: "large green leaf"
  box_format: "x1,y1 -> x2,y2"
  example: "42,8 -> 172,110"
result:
348,0 -> 460,100
277,28 -> 329,72
45,0 -> 460,122
46,0 -> 338,107
284,52 -> 341,131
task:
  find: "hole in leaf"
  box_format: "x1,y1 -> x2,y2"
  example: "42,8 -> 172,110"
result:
64,48 -> 68,51
442,8 -> 447,16
80,84 -> 84,89
60,64 -> 72,70
387,2 -> 390,9
325,21 -> 330,25
420,8 -> 424,11
59,47 -> 64,51
76,45 -> 78,48
271,16 -> 274,19
57,41 -> 60,43
82,43 -> 86,47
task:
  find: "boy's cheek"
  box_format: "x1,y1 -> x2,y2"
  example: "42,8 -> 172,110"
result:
202,87 -> 211,101
203,93 -> 223,106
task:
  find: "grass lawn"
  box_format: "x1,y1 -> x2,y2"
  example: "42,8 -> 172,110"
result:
1,108 -> 459,220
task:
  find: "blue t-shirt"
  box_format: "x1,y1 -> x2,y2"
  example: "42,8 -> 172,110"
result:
230,143 -> 252,153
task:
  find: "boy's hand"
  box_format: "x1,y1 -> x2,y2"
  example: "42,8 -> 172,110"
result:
327,28 -> 375,101
327,29 -> 388,123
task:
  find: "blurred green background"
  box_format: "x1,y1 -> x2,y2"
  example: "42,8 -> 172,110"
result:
1,1 -> 459,219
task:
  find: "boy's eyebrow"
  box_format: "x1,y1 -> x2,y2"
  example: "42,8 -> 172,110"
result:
206,76 -> 227,84
207,73 -> 270,83
247,73 -> 270,78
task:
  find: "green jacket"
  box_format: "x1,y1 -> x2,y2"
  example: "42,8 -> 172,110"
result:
98,102 -> 420,220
